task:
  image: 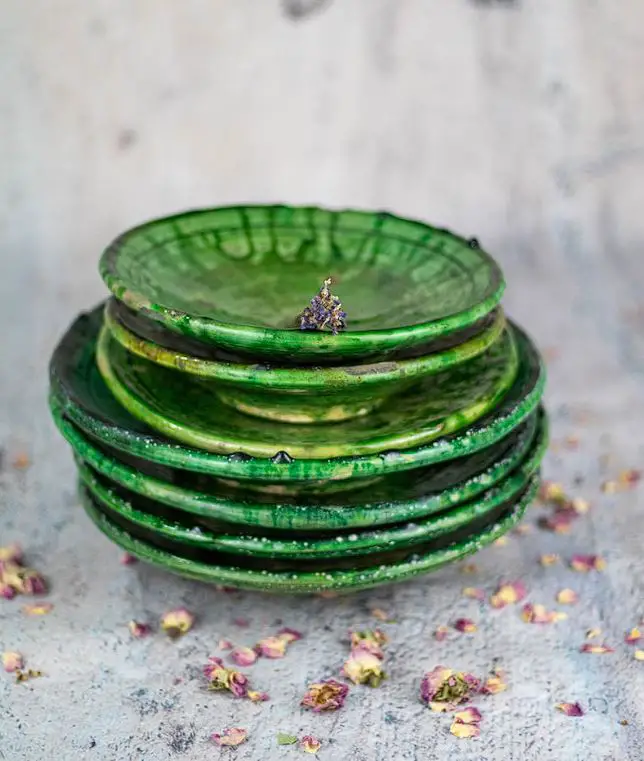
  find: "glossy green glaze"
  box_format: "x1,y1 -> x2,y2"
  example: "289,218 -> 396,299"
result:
96,322 -> 519,457
52,399 -> 543,529
99,205 -> 505,360
77,477 -> 538,593
104,299 -> 507,423
48,309 -> 545,482
76,414 -> 546,558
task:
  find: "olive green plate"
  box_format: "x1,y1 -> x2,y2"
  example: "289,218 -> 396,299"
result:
99,205 -> 505,361
78,477 -> 538,593
53,398 -> 543,529
76,413 -> 546,559
49,309 -> 545,482
104,298 -> 507,424
96,322 -> 519,458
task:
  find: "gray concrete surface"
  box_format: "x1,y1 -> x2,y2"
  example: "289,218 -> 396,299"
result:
3,1 -> 644,759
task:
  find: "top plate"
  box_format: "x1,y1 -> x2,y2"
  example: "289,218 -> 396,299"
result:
100,206 -> 505,360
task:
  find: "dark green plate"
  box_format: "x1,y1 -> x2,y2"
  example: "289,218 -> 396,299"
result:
96,323 -> 518,458
53,401 -> 542,530
76,414 -> 546,559
99,205 -> 505,361
77,477 -> 538,593
49,309 -> 545,482
104,299 -> 507,424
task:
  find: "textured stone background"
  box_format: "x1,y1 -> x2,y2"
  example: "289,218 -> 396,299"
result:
2,1 -> 644,759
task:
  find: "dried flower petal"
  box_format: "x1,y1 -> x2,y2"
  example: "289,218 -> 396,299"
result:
277,733 -> 298,745
233,617 -> 249,627
513,523 -> 532,535
580,643 -> 614,654
0,544 -> 22,563
203,656 -> 249,698
454,706 -> 482,724
634,650 -> 644,661
586,628 -> 602,640
211,727 -> 248,747
570,555 -> 606,572
462,587 -> 485,601
420,666 -> 480,711
120,553 -> 137,565
434,625 -> 449,642
539,481 -> 567,504
482,670 -> 508,695
301,735 -> 322,754
231,646 -> 258,667
22,602 -> 53,615
493,536 -> 509,547
256,635 -> 287,659
160,608 -> 194,639
625,628 -> 642,645
454,618 -> 478,634
301,679 -> 349,712
601,480 -> 619,494
0,583 -> 16,600
540,508 -> 577,534
350,629 -> 388,658
247,689 -> 269,702
570,497 -> 590,514
342,645 -> 386,687
2,651 -> 23,673
15,668 -> 43,683
620,469 -> 641,487
2,565 -> 47,596
556,589 -> 579,605
276,627 -> 303,643
460,563 -> 478,574
450,715 -> 481,739
218,639 -> 233,651
128,620 -> 151,639
540,554 -> 560,567
371,607 -> 390,621
556,702 -> 584,717
521,604 -> 564,624
490,581 -> 527,609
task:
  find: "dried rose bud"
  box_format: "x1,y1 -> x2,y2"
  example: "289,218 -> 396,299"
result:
2,651 -> 23,673
128,620 -> 151,639
211,727 -> 248,747
0,544 -> 23,563
540,508 -> 577,534
301,735 -> 322,754
556,702 -> 584,717
301,678 -> 349,712
15,568 -> 47,596
349,629 -> 388,657
342,645 -> 386,687
570,555 -> 606,572
0,583 -> 16,600
420,666 -> 480,712
625,628 -> 642,645
454,618 -> 477,634
490,581 -> 527,609
160,608 -> 194,639
230,646 -> 258,667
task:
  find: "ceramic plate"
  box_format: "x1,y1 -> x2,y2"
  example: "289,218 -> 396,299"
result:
104,299 -> 507,423
100,205 -> 505,361
78,477 -> 538,593
49,309 -> 545,482
96,321 -> 519,458
54,401 -> 543,529
76,414 -> 546,559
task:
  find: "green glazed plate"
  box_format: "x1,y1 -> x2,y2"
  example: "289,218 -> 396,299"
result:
76,413 -> 546,559
99,205 -> 505,361
104,299 -> 507,424
96,321 -> 519,458
77,477 -> 539,593
48,309 -> 545,483
53,400 -> 543,529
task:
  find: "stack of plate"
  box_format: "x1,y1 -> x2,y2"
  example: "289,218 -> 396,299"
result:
48,206 -> 547,594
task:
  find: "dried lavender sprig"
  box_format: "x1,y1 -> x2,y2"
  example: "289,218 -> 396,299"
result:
299,278 -> 346,334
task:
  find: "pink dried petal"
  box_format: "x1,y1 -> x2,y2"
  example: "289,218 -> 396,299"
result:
301,735 -> 322,754
256,636 -> 287,659
462,587 -> 485,601
247,689 -> 269,702
521,603 -> 562,624
119,553 -> 137,565
490,581 -> 527,609
160,608 -> 194,639
211,727 -> 247,747
454,618 -> 477,634
540,554 -> 560,567
620,469 -> 641,488
570,555 -> 606,572
218,639 -> 233,651
232,617 -> 249,627
22,602 -> 53,615
540,508 -> 578,534
277,627 -> 303,643
625,628 -> 642,645
301,679 -> 349,712
482,670 -> 508,695
342,645 -> 386,687
434,625 -> 449,642
556,589 -> 579,605
0,583 -> 16,600
128,620 -> 151,639
2,651 -> 23,673
230,646 -> 258,667
454,706 -> 482,724
0,544 -> 22,563
450,719 -> 481,739
580,643 -> 614,654
229,670 -> 249,698
556,702 -> 584,717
